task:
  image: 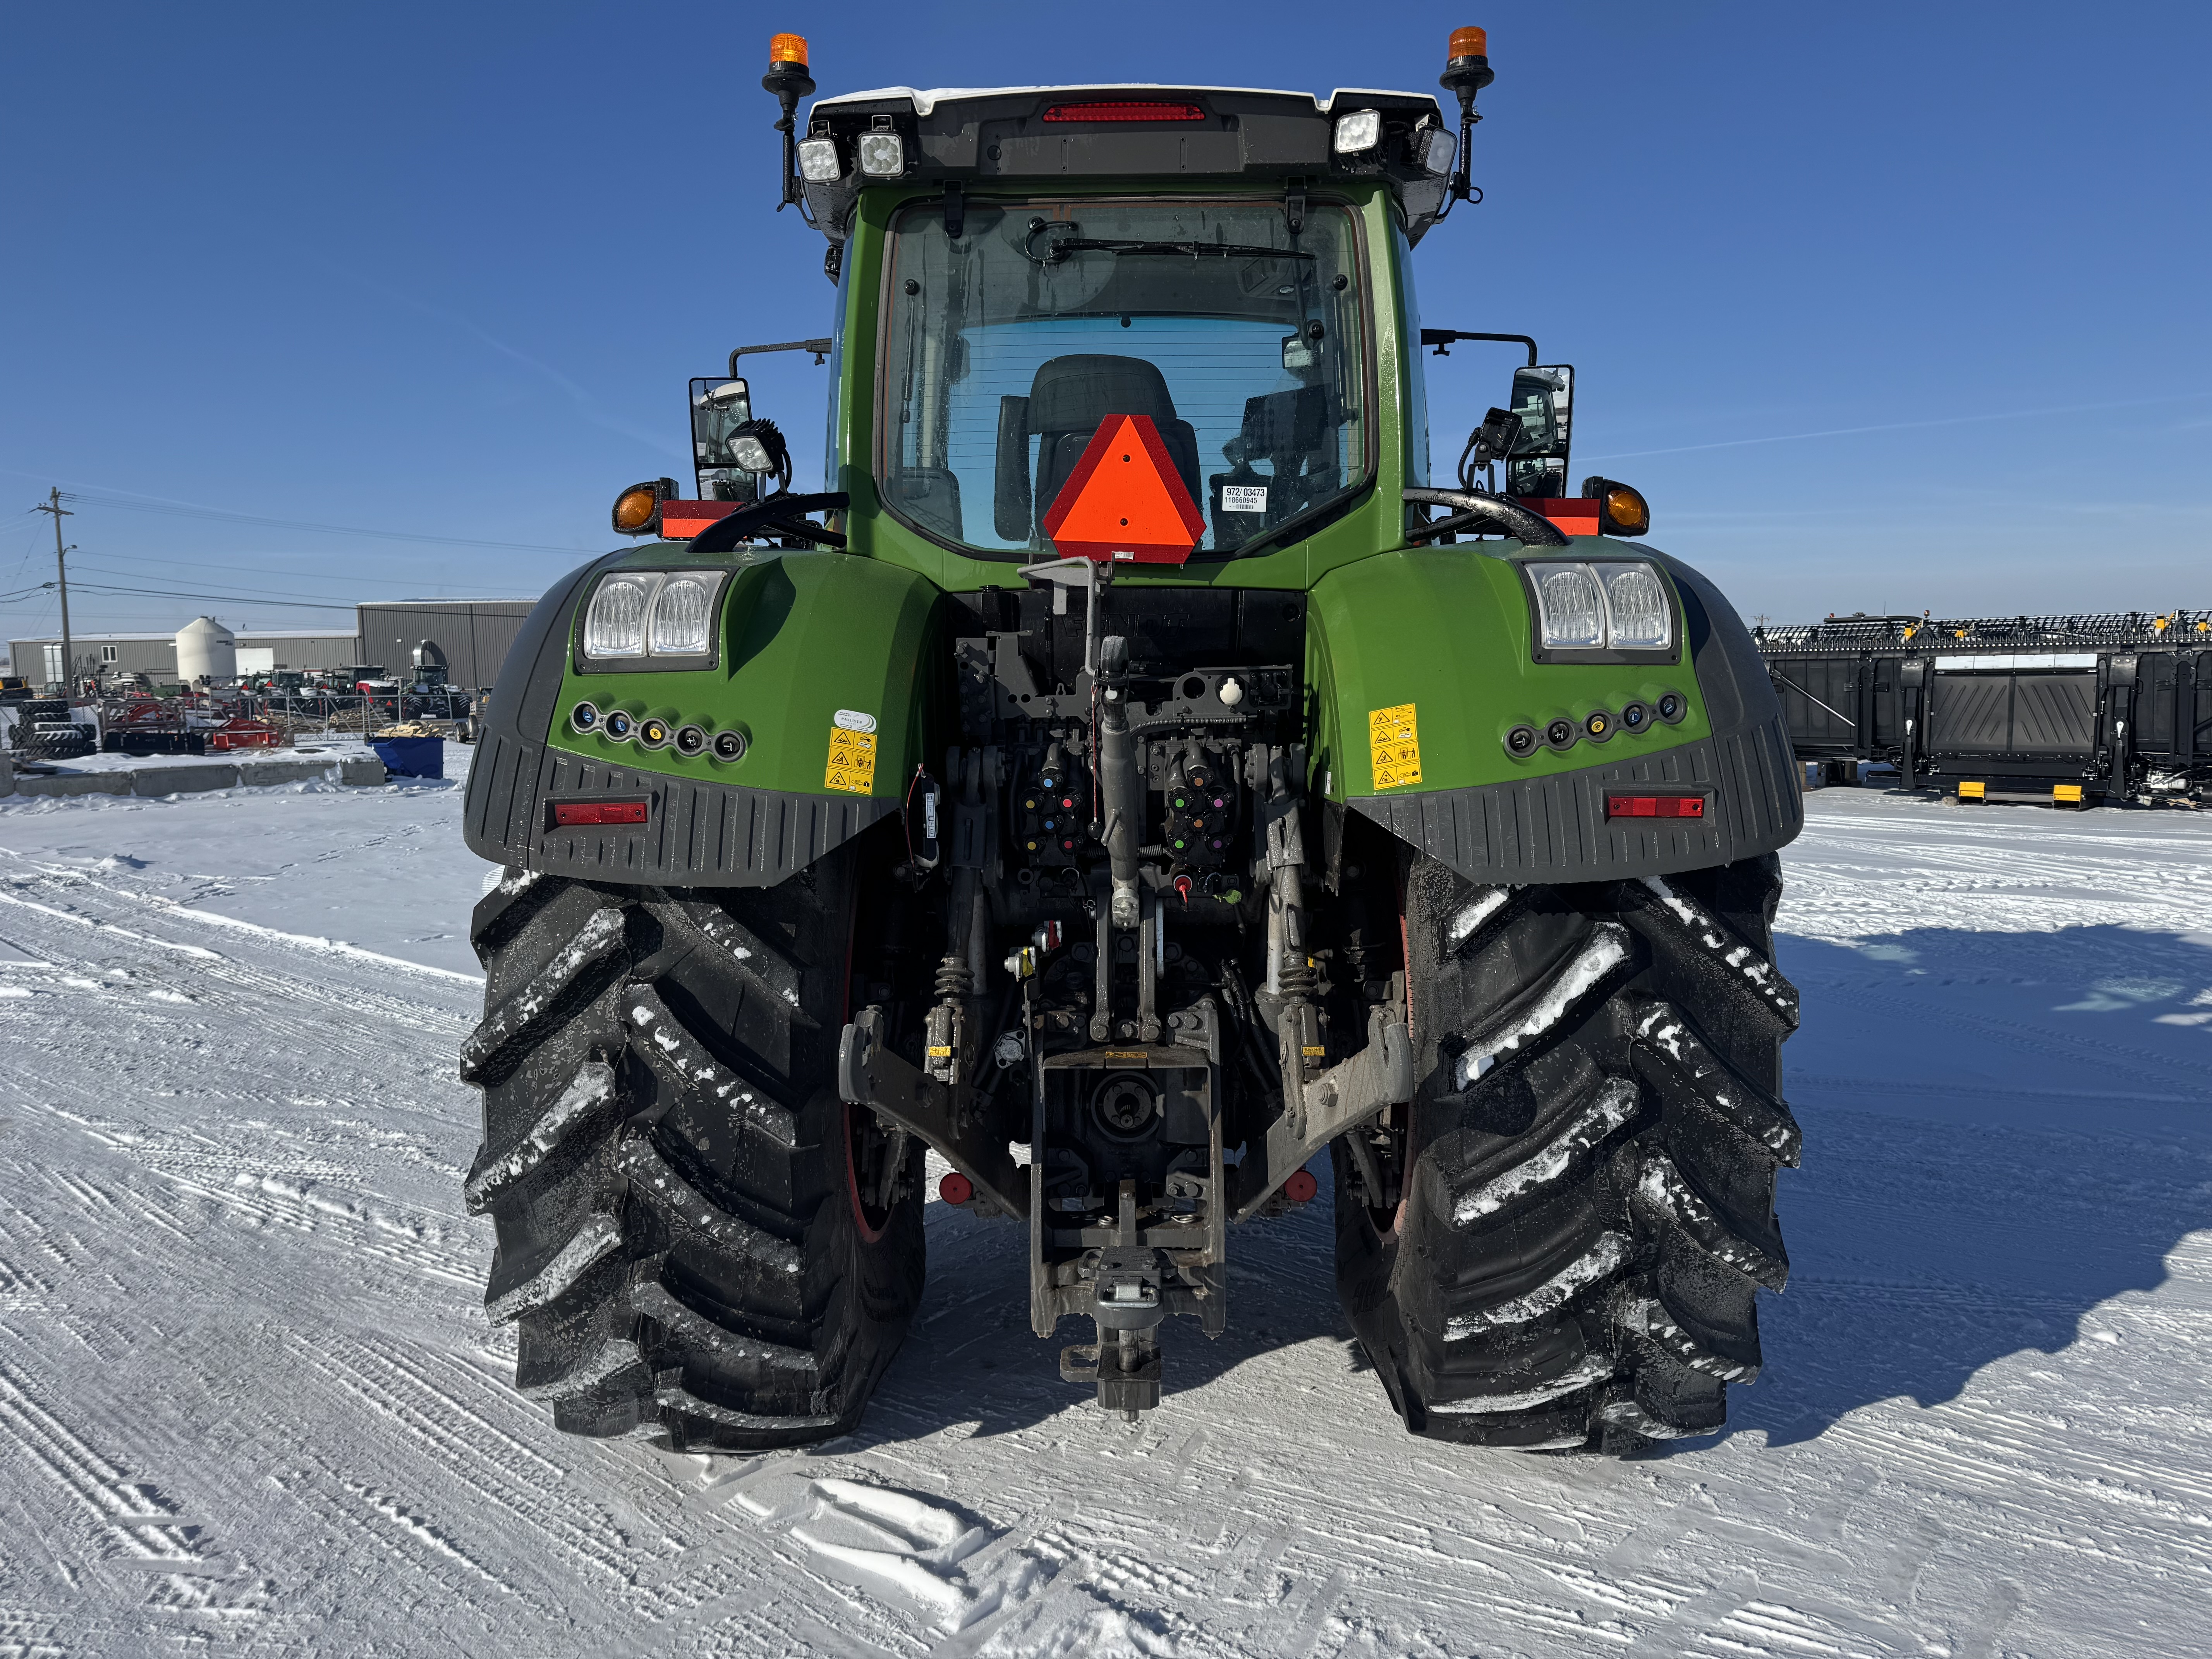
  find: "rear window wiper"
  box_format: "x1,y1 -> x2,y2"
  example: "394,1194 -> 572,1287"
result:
1023,219 -> 1313,266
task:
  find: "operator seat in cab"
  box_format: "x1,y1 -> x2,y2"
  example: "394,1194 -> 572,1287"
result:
994,354 -> 1203,544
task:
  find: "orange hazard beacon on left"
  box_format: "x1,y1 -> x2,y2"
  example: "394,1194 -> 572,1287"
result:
1039,414 -> 1207,564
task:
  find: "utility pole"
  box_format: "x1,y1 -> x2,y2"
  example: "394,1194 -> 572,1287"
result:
31,488 -> 74,699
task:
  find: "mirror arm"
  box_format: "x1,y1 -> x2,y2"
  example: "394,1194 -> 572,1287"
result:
726,338 -> 837,376
1418,328 -> 1539,367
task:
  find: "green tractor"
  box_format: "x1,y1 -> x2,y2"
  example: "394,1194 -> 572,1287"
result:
459,26 -> 1803,1456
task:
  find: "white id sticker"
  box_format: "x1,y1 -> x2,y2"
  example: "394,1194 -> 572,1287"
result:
1220,485 -> 1267,513
833,709 -> 877,733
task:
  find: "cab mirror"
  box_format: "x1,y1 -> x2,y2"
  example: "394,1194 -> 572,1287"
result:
1504,364 -> 1573,498
689,377 -> 763,503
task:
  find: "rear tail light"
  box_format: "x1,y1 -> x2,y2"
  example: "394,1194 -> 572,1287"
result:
552,800 -> 649,827
1604,794 -> 1705,820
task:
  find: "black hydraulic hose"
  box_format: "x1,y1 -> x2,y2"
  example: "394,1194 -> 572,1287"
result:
1401,486 -> 1569,548
686,491 -> 850,555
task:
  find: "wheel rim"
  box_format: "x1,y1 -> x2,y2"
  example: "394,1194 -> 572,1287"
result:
845,1098 -> 895,1243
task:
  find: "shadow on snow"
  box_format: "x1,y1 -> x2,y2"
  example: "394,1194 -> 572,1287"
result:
852,924 -> 2212,1456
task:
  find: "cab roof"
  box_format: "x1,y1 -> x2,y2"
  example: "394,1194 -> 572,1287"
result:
796,82 -> 1455,246
812,84 -> 1434,119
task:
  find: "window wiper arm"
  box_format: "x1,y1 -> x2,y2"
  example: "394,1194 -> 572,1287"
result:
1022,220 -> 1314,266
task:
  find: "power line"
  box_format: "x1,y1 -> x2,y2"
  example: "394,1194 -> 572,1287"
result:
55,580 -> 359,613
53,486 -> 596,555
67,563 -> 431,609
64,546 -> 476,591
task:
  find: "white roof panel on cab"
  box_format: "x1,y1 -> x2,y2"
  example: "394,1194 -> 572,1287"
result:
815,85 -> 1430,118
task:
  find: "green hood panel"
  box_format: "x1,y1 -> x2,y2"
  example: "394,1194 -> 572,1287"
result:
546,548 -> 941,800
1307,541 -> 1710,802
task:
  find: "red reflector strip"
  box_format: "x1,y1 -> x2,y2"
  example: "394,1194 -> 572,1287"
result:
1041,100 -> 1205,122
1516,497 -> 1604,536
656,501 -> 741,539
1605,794 -> 1705,819
553,800 -> 649,827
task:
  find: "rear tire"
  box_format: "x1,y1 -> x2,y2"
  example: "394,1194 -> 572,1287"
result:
459,847 -> 925,1453
1336,854 -> 1799,1451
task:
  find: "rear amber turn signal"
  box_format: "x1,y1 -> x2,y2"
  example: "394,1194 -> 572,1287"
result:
613,490 -> 656,533
1581,476 -> 1652,538
612,479 -> 673,536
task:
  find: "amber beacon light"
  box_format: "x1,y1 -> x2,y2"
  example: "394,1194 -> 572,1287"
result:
1437,25 -> 1494,210
764,33 -> 817,206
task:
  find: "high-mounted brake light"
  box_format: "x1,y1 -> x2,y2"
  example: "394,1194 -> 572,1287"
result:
1041,101 -> 1205,123
552,800 -> 649,828
1604,794 -> 1705,820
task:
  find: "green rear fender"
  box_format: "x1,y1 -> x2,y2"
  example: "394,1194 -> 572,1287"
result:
1308,541 -> 1712,802
547,551 -> 942,800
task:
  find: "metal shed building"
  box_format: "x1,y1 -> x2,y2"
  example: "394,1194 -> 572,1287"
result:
355,599 -> 537,691
6,629 -> 359,685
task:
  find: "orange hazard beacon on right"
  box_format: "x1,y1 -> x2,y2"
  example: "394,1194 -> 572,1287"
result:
1040,414 -> 1207,564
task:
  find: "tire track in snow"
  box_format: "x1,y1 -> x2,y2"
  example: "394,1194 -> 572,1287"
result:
0,1358 -> 264,1621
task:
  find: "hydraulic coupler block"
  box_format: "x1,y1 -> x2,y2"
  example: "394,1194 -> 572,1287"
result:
1164,753 -> 1238,869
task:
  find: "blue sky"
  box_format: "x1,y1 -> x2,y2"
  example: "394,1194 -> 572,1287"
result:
3,1 -> 2206,659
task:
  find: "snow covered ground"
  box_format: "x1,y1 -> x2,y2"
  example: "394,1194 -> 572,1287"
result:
2,766 -> 2209,1657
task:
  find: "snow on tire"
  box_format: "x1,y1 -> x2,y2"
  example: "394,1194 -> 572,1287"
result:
459,847 -> 925,1453
1334,853 -> 1799,1452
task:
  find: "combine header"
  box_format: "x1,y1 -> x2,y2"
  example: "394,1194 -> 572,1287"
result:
1758,611 -> 2211,805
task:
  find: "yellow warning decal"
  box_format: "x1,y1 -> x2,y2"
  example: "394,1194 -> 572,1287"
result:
1368,702 -> 1422,789
825,724 -> 878,794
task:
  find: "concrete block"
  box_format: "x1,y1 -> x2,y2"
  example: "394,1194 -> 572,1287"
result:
337,756 -> 387,787
235,758 -> 333,787
16,771 -> 131,798
133,763 -> 242,797
0,753 -> 12,797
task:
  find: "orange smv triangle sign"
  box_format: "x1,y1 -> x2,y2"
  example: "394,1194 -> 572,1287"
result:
1039,413 -> 1206,564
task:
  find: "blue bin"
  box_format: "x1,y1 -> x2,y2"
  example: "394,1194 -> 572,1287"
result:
370,736 -> 443,779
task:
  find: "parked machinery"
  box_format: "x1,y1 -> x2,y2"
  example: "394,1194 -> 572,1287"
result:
1758,611 -> 2212,805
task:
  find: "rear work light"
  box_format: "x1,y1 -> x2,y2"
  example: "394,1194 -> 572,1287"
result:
1604,794 -> 1705,820
1041,101 -> 1205,122
552,800 -> 649,828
